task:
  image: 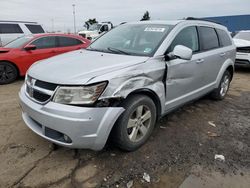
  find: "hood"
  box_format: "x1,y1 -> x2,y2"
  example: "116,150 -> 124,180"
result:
0,47 -> 12,53
28,49 -> 149,85
233,38 -> 250,47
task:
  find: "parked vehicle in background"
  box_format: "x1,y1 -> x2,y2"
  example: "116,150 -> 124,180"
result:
0,33 -> 90,84
0,21 -> 45,46
20,20 -> 235,151
233,31 -> 250,66
78,22 -> 113,40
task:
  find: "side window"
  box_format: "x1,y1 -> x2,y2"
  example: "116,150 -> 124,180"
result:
0,24 -> 23,34
168,26 -> 199,52
100,25 -> 105,33
25,24 -> 45,34
31,36 -> 57,49
58,36 -> 83,47
198,27 -> 219,50
216,29 -> 232,47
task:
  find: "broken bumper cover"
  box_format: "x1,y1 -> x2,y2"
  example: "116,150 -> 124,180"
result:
19,85 -> 124,150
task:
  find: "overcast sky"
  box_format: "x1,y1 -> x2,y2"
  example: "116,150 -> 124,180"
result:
1,0 -> 250,32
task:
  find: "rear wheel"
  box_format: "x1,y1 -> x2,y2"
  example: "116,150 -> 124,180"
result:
111,94 -> 157,151
0,62 -> 18,85
210,70 -> 231,100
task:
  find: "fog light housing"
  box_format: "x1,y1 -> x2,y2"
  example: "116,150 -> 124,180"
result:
63,134 -> 72,143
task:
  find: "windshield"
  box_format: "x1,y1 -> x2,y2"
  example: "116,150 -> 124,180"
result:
234,32 -> 250,41
4,35 -> 34,48
88,23 -> 173,56
88,24 -> 102,31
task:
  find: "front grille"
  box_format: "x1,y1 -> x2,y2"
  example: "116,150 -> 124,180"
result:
235,59 -> 250,65
35,80 -> 58,90
26,76 -> 58,103
237,47 -> 250,53
33,90 -> 51,102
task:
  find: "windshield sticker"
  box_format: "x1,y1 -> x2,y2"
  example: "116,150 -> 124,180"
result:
144,27 -> 165,32
144,48 -> 152,53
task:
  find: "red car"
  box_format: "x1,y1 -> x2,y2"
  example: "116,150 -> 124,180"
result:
0,33 -> 90,84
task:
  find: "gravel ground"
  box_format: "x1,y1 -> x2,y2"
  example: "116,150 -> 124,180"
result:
0,68 -> 249,188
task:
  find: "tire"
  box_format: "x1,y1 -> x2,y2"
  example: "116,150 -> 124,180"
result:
111,94 -> 157,151
0,61 -> 18,85
210,70 -> 231,100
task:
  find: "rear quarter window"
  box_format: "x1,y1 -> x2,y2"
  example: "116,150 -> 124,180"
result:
198,26 -> 219,51
25,24 -> 45,34
0,23 -> 23,34
216,29 -> 232,47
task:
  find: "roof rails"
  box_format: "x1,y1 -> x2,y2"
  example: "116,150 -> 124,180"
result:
0,20 -> 38,24
185,17 -> 222,25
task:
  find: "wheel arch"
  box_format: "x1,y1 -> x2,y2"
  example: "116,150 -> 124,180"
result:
126,88 -> 162,121
0,60 -> 20,76
216,59 -> 234,88
226,65 -> 234,81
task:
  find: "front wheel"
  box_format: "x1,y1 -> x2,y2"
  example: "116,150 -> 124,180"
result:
0,62 -> 18,85
111,94 -> 157,151
210,70 -> 231,100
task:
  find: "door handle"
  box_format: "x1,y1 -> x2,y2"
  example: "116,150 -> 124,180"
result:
51,50 -> 56,53
196,59 -> 204,64
220,52 -> 226,57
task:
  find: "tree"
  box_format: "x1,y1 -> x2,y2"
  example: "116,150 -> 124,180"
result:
84,18 -> 98,29
140,11 -> 150,21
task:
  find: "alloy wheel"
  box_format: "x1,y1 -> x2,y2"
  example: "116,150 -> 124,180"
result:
127,105 -> 152,142
0,64 -> 15,83
220,75 -> 230,97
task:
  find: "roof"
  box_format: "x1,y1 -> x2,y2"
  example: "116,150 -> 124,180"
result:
22,33 -> 89,42
125,20 -> 227,30
0,20 -> 38,24
32,33 -> 84,38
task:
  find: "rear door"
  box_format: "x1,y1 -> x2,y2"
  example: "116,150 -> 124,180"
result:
56,36 -> 84,54
165,26 -> 204,110
197,26 -> 222,86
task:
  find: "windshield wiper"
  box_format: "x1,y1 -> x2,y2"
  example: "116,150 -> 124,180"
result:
87,46 -> 108,53
107,47 -> 131,55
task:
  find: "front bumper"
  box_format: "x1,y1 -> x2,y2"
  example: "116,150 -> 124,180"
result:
19,85 -> 124,150
235,52 -> 250,65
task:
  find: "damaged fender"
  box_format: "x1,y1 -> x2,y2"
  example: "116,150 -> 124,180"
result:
89,58 -> 167,115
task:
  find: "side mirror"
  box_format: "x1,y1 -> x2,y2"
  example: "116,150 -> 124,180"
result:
24,44 -> 36,51
169,45 -> 193,60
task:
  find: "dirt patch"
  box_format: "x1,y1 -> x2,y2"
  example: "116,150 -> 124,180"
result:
0,70 -> 249,188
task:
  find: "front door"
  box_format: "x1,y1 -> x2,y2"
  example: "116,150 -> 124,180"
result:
19,36 -> 57,73
164,26 -> 204,111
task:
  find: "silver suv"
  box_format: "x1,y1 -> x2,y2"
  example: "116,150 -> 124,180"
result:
19,20 -> 236,151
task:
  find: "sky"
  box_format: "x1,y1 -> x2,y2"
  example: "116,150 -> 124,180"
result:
0,0 -> 250,32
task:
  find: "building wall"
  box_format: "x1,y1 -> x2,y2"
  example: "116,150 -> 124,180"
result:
204,15 -> 250,32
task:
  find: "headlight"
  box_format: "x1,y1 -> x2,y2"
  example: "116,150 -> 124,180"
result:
52,82 -> 107,105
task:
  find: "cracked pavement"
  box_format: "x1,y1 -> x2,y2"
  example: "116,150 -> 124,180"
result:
0,68 -> 250,188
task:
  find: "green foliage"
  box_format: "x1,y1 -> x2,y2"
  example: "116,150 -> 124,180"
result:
141,11 -> 150,21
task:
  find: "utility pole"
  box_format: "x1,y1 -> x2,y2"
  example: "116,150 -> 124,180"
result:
51,18 -> 54,33
72,4 -> 76,34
